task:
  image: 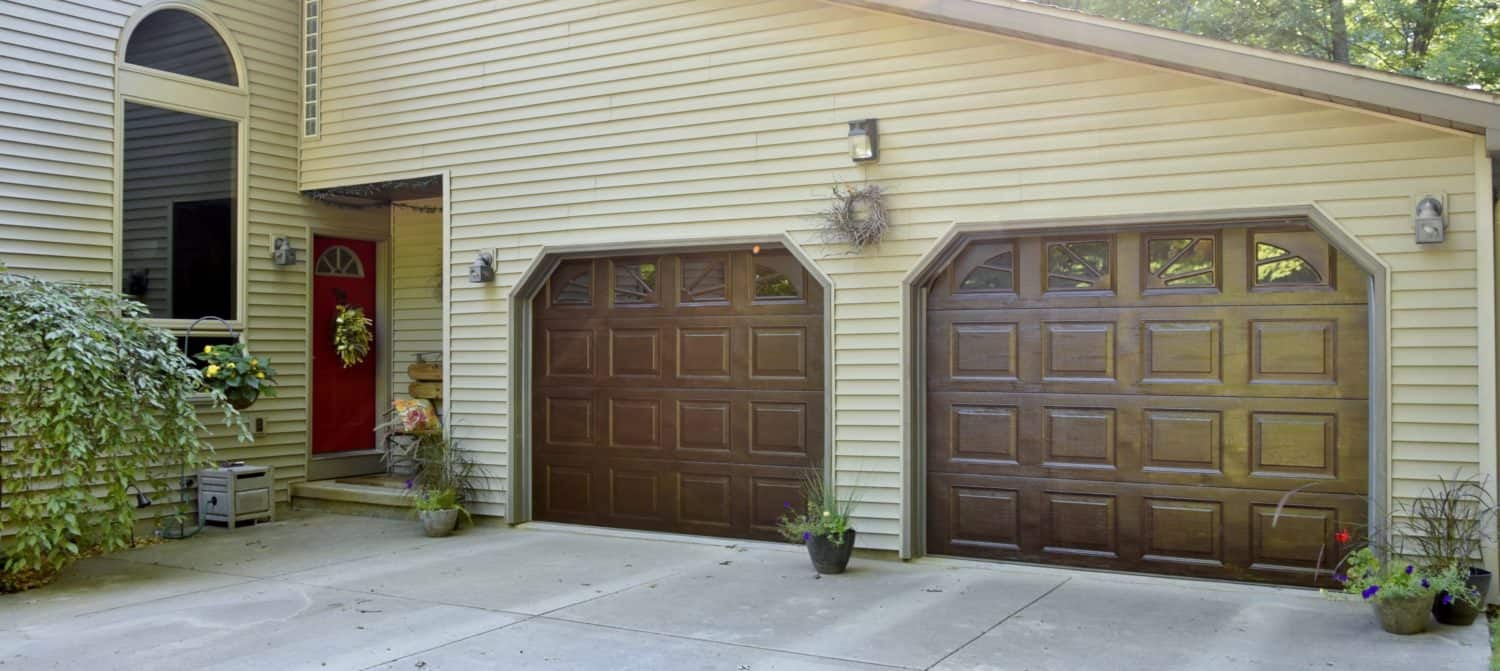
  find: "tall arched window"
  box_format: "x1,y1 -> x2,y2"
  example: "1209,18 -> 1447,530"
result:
118,6 -> 247,326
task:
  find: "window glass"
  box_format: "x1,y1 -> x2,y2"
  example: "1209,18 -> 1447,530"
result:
551,261 -> 592,306
1253,230 -> 1330,287
613,260 -> 658,305
959,252 -> 1014,292
753,252 -> 804,301
680,257 -> 728,304
124,9 -> 238,85
1147,236 -> 1215,288
1046,239 -> 1111,291
121,103 -> 237,320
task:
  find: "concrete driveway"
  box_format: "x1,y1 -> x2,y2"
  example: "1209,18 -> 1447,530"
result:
0,512 -> 1487,670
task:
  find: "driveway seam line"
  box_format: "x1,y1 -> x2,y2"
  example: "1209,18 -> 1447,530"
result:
536,614 -> 919,670
354,615 -> 538,671
922,576 -> 1072,671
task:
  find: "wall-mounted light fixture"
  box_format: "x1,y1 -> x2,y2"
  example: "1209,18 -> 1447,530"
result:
848,119 -> 878,163
468,251 -> 495,283
1414,195 -> 1446,245
271,236 -> 299,266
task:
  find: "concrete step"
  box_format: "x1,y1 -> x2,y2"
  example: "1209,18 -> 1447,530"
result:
291,478 -> 414,520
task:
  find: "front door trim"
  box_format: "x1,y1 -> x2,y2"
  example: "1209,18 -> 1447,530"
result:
901,204 -> 1389,561
507,234 -> 836,525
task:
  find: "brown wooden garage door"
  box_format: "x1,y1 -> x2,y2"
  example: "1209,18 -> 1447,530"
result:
926,225 -> 1368,584
532,247 -> 824,540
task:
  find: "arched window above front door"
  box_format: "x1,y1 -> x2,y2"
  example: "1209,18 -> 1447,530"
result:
315,245 -> 366,278
124,8 -> 238,86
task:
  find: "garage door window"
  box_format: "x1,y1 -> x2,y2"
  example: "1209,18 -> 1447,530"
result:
612,259 -> 658,306
1146,235 -> 1216,290
956,242 -> 1016,293
1046,239 -> 1112,291
1253,230 -> 1330,288
680,256 -> 729,304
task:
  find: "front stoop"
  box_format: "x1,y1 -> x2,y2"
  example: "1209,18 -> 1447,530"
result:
291,477 -> 412,520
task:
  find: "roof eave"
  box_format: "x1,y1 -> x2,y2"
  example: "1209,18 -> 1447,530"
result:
830,0 -> 1500,137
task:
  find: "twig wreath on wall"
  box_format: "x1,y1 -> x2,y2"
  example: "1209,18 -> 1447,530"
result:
817,183 -> 889,254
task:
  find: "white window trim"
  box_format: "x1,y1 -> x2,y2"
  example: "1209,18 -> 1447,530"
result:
114,3 -> 251,337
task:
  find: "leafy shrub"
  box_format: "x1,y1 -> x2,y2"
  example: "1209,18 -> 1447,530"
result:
0,268 -> 229,588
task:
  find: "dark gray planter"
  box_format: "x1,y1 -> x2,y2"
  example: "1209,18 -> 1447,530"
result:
1373,594 -> 1431,635
806,529 -> 856,574
1433,567 -> 1491,626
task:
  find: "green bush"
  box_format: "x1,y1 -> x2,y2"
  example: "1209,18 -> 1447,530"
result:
0,267 -> 237,588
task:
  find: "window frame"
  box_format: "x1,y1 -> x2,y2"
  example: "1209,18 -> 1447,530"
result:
114,3 -> 250,336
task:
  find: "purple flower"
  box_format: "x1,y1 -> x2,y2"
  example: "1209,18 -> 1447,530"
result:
1404,565 -> 1414,575
1361,585 -> 1380,600
1334,573 -> 1347,584
404,479 -> 413,490
1442,593 -> 1455,606
1421,579 -> 1430,589
783,501 -> 792,510
802,531 -> 812,542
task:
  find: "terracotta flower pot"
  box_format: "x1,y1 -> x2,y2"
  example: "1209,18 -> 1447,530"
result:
805,529 -> 856,574
1372,593 -> 1431,635
1433,567 -> 1491,626
419,508 -> 460,537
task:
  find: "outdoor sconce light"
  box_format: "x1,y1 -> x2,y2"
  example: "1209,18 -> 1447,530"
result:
848,119 -> 878,163
1414,195 -> 1447,245
468,251 -> 495,283
271,236 -> 299,266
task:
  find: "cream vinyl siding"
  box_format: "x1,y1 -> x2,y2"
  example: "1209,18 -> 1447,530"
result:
390,199 -> 443,396
0,0 -> 334,514
303,0 -> 1486,551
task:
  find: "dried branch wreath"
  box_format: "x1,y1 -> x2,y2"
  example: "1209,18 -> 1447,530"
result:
817,183 -> 889,253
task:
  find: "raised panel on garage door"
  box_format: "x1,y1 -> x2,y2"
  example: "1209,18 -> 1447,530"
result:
926,224 -> 1368,585
532,248 -> 824,540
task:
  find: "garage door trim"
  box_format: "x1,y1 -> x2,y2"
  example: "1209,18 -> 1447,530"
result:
507,233 -> 837,526
900,205 -> 1388,562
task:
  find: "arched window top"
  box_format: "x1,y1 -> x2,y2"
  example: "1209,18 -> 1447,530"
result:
315,246 -> 365,278
125,9 -> 238,86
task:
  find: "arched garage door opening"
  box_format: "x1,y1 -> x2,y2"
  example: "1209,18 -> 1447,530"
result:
529,245 -> 826,541
923,222 -> 1370,585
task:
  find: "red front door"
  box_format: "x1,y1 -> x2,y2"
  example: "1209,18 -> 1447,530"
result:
312,236 -> 377,454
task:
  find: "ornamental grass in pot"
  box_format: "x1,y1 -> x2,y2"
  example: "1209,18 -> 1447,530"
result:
776,470 -> 856,574
1405,476 -> 1496,626
400,431 -> 478,538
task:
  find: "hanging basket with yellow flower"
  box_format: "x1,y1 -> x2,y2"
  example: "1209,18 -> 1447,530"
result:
333,303 -> 373,368
195,342 -> 279,410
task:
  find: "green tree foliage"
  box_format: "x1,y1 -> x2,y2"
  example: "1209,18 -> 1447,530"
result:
0,268 -> 235,587
1049,1 -> 1500,91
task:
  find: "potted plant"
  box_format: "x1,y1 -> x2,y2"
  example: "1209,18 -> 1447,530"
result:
400,431 -> 477,538
1406,476 -> 1496,625
776,470 -> 856,574
1335,547 -> 1471,635
413,487 -> 471,538
195,342 -> 278,410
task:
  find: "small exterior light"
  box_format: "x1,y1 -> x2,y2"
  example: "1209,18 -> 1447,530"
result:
271,236 -> 299,266
1414,195 -> 1446,245
468,251 -> 495,283
848,119 -> 878,163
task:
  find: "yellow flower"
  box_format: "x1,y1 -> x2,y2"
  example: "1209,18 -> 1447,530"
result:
823,511 -> 830,517
227,362 -> 236,369
256,372 -> 266,379
205,364 -> 220,378
203,345 -> 214,354
250,358 -> 259,367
